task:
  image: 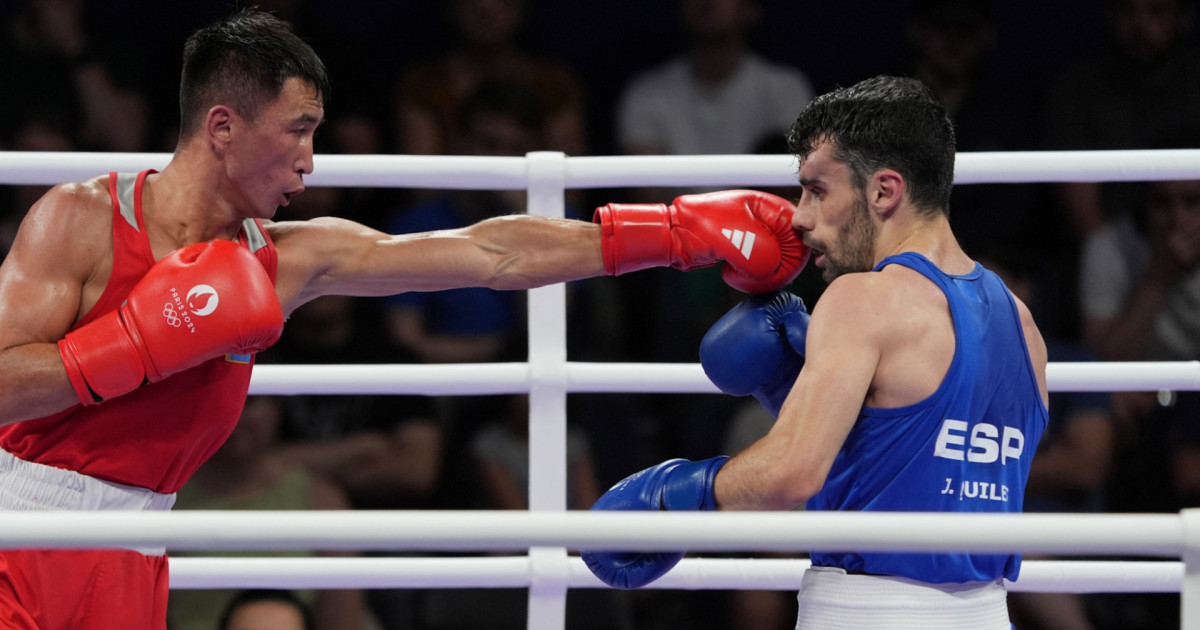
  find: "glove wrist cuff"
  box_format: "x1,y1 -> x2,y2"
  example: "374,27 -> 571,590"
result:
662,456 -> 730,511
58,311 -> 146,406
593,203 -> 672,275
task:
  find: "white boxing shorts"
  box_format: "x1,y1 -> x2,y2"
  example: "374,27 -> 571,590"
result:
795,566 -> 1011,630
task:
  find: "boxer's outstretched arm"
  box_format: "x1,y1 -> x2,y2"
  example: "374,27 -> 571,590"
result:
269,189 -> 806,315
269,214 -> 606,314
0,184 -> 108,424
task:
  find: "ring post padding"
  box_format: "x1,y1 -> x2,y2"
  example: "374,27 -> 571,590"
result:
524,150 -> 569,512
529,547 -> 571,628
1182,509 -> 1200,627
525,150 -> 570,630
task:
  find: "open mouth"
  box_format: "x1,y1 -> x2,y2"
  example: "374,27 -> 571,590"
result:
281,188 -> 304,206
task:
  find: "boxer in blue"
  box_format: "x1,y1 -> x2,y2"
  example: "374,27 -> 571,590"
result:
583,75 -> 1049,630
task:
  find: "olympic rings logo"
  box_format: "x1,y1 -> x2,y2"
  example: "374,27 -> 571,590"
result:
162,303 -> 182,327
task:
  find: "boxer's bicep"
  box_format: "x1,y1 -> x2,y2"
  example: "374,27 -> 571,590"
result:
0,187 -> 100,349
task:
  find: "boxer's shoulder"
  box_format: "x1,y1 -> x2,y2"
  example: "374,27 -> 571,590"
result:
13,177 -> 113,263
810,271 -> 894,322
35,176 -> 113,220
810,268 -> 945,351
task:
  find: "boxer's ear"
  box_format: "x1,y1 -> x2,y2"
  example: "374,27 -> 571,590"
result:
207,105 -> 234,151
869,169 -> 904,219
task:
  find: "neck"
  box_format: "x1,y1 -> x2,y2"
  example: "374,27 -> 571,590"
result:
149,151 -> 246,246
875,211 -> 972,273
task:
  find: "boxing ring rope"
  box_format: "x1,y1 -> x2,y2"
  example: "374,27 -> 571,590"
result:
167,557 -> 1185,594
242,361 -> 1200,395
4,149 -> 1200,628
5,148 -> 1200,186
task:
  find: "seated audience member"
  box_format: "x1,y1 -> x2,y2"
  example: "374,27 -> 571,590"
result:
170,396 -> 369,630
615,0 -> 813,160
1042,0 -> 1200,236
392,0 -> 586,156
217,589 -> 315,630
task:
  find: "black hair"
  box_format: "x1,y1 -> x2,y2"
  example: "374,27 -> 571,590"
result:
786,75 -> 956,218
178,8 -> 330,140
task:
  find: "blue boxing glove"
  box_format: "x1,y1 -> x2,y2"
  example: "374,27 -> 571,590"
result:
581,456 -> 729,589
699,291 -> 810,417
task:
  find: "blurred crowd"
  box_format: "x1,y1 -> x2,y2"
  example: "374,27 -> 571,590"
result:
1,0 -> 1199,628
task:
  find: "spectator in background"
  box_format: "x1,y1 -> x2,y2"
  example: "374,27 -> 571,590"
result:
392,0 -> 587,157
265,295 -> 444,513
217,590 -> 314,630
1077,154 -> 1200,461
0,0 -> 151,152
1074,136 -> 1200,628
1042,0 -> 1200,237
170,396 -> 370,630
1079,171 -> 1200,364
609,0 -> 815,379
614,0 -> 813,164
470,395 -> 601,511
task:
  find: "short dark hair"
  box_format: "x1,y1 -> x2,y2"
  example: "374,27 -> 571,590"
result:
178,9 -> 330,140
786,76 -> 956,217
217,589 -> 315,630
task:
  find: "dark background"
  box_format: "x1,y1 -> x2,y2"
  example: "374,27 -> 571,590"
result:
3,0 -> 1118,156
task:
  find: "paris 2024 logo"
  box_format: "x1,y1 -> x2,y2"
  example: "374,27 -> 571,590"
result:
162,284 -> 219,332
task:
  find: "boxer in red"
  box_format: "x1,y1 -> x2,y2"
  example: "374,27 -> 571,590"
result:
0,9 -> 807,628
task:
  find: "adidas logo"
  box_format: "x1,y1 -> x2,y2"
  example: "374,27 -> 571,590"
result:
722,229 -> 756,259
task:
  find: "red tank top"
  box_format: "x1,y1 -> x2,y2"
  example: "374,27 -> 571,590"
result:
0,171 -> 279,493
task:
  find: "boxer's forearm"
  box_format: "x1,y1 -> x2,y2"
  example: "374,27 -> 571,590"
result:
0,343 -> 85,425
458,215 -> 606,289
714,443 -> 819,511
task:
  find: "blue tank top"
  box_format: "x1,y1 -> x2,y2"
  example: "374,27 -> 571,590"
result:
806,252 -> 1048,583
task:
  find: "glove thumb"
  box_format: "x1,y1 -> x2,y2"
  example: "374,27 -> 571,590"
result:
779,308 -> 810,356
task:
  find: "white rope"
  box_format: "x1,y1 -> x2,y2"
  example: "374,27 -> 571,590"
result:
248,361 -> 1200,395
0,511 -> 1181,556
171,556 -> 534,590
4,149 -> 1200,187
167,556 -> 1183,594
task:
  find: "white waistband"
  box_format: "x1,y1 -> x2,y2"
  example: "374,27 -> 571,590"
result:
0,449 -> 175,555
795,566 -> 1010,630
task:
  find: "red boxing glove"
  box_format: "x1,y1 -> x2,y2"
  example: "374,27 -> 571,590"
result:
58,240 -> 283,406
593,190 -> 810,293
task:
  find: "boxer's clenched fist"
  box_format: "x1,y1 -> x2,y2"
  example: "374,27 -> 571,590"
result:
59,240 -> 283,406
593,190 -> 810,293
